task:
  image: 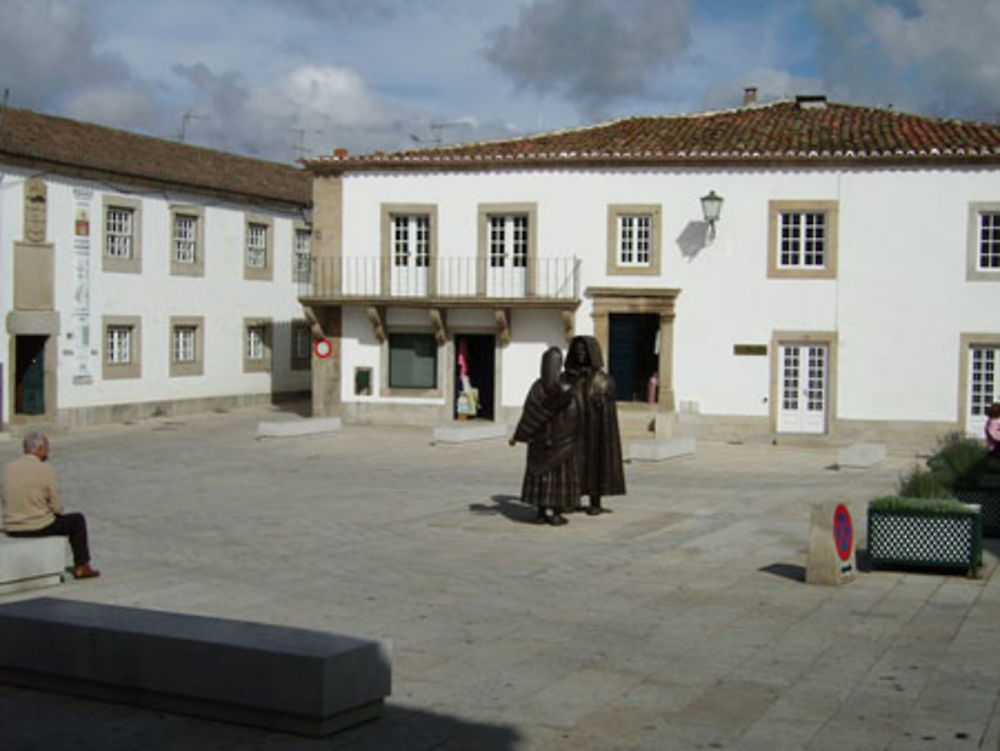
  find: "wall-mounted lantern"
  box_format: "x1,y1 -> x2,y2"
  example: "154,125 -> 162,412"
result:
701,190 -> 724,240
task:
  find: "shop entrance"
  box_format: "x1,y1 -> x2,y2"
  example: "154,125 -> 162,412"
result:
454,334 -> 495,420
15,335 -> 47,416
608,313 -> 660,402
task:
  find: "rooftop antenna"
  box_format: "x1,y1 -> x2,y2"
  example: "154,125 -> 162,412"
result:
290,127 -> 323,160
0,88 -> 9,130
409,121 -> 462,146
179,109 -> 206,142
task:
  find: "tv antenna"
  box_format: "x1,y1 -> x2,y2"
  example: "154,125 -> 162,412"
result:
179,109 -> 206,142
409,121 -> 463,146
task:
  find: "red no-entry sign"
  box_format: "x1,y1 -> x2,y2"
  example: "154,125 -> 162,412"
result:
833,503 -> 853,562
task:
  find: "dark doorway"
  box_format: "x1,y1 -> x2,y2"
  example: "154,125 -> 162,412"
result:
455,334 -> 495,420
15,335 -> 47,416
608,314 -> 659,402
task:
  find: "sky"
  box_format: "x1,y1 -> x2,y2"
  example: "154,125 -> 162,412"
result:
2,0 -> 1000,164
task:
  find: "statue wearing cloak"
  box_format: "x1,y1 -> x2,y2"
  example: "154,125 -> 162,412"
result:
510,347 -> 580,525
564,335 -> 625,513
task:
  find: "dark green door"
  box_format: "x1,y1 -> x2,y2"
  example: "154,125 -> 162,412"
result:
16,336 -> 46,415
609,314 -> 659,402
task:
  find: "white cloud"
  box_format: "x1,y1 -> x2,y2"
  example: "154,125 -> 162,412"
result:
484,0 -> 693,120
811,0 -> 1000,119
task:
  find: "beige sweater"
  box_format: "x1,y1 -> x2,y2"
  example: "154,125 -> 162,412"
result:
2,454 -> 63,532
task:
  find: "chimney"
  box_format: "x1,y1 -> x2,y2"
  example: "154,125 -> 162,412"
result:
743,87 -> 758,106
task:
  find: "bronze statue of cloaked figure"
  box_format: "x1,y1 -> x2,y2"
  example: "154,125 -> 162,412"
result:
564,335 -> 625,514
509,347 -> 581,526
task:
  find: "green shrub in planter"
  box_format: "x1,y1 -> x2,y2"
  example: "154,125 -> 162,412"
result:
926,434 -> 989,490
867,495 -> 982,576
897,465 -> 952,500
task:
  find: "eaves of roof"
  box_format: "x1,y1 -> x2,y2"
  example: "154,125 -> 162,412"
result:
305,100 -> 1000,176
0,107 -> 312,210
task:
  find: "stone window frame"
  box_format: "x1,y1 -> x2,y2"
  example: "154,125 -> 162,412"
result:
958,332 -> 1000,432
169,316 -> 205,377
967,202 -> 1000,281
380,203 -> 439,296
477,202 -> 538,294
767,200 -> 839,280
243,317 -> 272,373
244,214 -> 273,281
606,204 -> 662,277
292,221 -> 312,283
291,320 -> 312,371
170,204 -> 205,277
381,328 -> 443,398
102,315 -> 142,380
102,195 -> 142,274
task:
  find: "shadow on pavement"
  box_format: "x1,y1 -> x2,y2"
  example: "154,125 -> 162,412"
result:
0,686 -> 522,751
759,562 -> 806,582
469,495 -> 540,524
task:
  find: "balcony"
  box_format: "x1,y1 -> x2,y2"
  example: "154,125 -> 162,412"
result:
299,255 -> 581,304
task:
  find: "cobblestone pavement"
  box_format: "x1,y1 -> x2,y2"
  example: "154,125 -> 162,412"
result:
0,406 -> 998,751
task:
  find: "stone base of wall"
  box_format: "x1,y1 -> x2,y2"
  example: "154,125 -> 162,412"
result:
340,401 -> 453,427
51,391 -> 310,431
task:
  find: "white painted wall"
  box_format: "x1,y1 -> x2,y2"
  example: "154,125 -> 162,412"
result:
337,164 -> 1000,428
0,167 -> 310,421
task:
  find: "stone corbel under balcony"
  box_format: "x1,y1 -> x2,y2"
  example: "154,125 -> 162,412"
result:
366,305 -> 387,343
494,308 -> 511,347
428,308 -> 447,346
562,310 -> 575,341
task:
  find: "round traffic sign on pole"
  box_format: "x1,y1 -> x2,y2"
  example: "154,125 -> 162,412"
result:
314,338 -> 333,359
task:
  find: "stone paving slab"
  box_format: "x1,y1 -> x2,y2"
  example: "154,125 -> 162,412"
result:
0,405 -> 997,750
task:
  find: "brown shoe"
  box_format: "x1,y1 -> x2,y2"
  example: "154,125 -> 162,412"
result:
73,564 -> 101,580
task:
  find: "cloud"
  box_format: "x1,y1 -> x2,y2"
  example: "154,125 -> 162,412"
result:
484,0 -> 692,120
169,62 -> 519,161
267,0 -> 448,22
811,0 -> 1000,120
0,0 -> 135,113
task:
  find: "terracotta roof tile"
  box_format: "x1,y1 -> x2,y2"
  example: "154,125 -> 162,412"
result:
306,99 -> 1000,173
0,107 -> 311,208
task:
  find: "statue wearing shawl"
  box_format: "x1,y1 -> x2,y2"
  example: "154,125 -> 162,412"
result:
564,336 -> 625,514
509,347 -> 580,525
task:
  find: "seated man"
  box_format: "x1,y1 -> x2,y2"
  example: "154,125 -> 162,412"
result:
2,431 -> 99,579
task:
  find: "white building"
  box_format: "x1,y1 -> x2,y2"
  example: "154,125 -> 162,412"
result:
0,107 -> 313,429
303,96 -> 1000,451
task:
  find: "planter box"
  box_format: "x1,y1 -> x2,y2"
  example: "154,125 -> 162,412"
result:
952,489 -> 1000,537
867,497 -> 982,576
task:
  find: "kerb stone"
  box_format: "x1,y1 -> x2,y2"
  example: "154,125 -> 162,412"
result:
837,442 -> 887,468
0,535 -> 69,594
628,437 -> 695,461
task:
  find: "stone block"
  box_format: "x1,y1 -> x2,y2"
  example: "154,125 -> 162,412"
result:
0,535 -> 69,594
628,437 -> 695,461
432,422 -> 508,444
257,417 -> 342,438
837,442 -> 887,468
0,598 -> 391,737
805,501 -> 856,585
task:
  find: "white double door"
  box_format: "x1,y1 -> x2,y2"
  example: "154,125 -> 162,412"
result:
777,343 -> 829,434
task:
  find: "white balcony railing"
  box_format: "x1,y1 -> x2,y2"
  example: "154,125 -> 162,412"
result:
301,255 -> 580,300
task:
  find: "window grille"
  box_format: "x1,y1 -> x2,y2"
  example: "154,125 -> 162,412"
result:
294,326 -> 311,360
106,208 -> 133,258
619,215 -> 651,266
979,213 -> 1000,270
107,326 -> 131,364
294,229 -> 311,280
173,326 -> 197,363
970,347 -> 997,416
174,215 -> 197,263
247,223 -> 268,268
780,212 -> 826,267
247,326 -> 266,360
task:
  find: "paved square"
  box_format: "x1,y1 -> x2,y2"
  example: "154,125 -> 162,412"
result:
1,407 -> 998,750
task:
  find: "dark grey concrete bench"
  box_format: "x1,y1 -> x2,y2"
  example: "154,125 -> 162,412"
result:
0,598 -> 391,736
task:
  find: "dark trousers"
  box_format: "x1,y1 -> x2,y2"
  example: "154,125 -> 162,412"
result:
8,513 -> 91,566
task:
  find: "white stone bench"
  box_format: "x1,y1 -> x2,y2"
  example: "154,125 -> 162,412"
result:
0,535 -> 70,594
837,442 -> 887,468
256,416 -> 342,438
628,437 -> 696,462
432,422 -> 508,444
0,597 -> 392,737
